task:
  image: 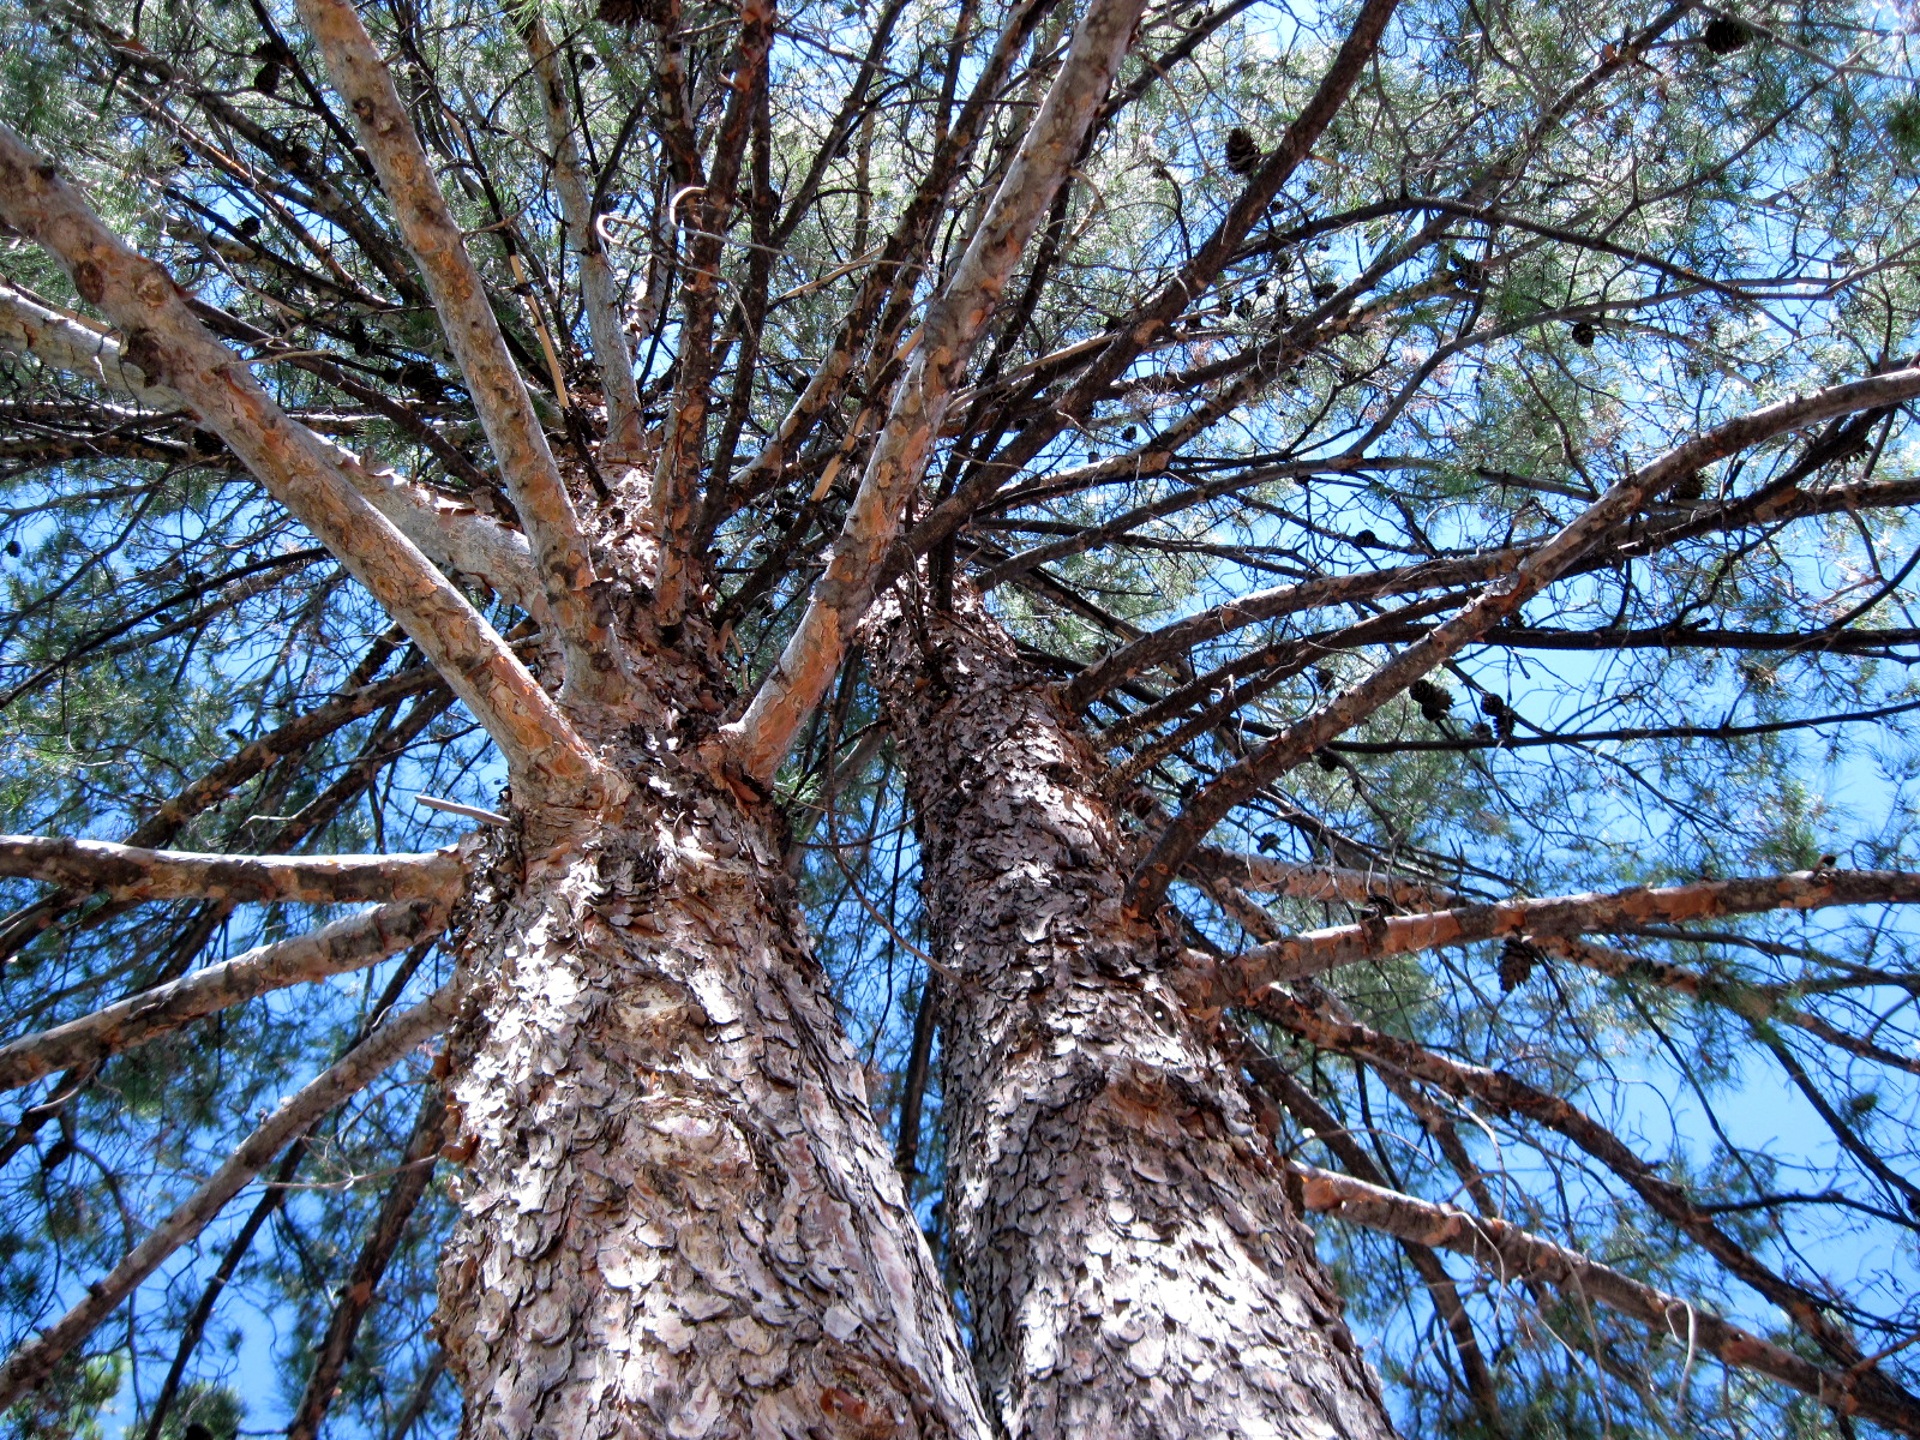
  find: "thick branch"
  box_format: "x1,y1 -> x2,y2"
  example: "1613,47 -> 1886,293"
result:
525,20 -> 642,461
1232,1034 -> 1501,1423
0,130 -> 602,807
903,0 -> 1405,563
1253,987 -> 1897,1382
1179,869 -> 1920,1006
0,898 -> 449,1092
0,281 -> 544,613
1293,1165 -> 1917,1435
726,0 -> 1151,783
1130,367 -> 1920,911
0,835 -> 463,907
294,0 -> 623,701
0,983 -> 459,1412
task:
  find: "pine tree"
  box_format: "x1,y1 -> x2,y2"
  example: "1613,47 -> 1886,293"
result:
1,0 -> 1919,1436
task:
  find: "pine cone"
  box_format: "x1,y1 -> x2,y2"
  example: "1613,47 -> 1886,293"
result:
1224,127 -> 1261,176
598,0 -> 650,26
1701,16 -> 1754,53
1499,937 -> 1542,993
1570,320 -> 1596,347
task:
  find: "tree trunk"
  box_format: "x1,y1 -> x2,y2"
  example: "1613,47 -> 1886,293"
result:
865,582 -> 1399,1440
436,708 -> 990,1438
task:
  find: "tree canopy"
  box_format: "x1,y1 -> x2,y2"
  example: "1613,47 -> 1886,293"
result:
1,0 -> 1919,1434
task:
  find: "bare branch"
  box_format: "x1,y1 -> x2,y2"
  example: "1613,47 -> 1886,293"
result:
0,982 -> 460,1413
294,0 -> 624,702
0,898 -> 450,1093
725,0 -> 1152,783
1293,1165 -> 1919,1435
0,128 -> 603,808
0,835 -> 464,906
1179,869 -> 1920,1006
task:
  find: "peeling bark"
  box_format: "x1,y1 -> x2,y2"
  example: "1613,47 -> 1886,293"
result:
864,583 -> 1397,1440
435,736 -> 989,1439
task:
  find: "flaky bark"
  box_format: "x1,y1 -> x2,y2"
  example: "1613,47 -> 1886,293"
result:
435,760 -> 989,1438
865,583 -> 1396,1440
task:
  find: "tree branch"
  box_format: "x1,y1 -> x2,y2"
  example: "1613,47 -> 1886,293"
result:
1179,869 -> 1920,1006
0,898 -> 450,1093
0,981 -> 460,1412
725,0 -> 1152,783
0,129 -> 603,809
293,0 -> 624,702
285,1081 -> 445,1440
1253,986 -> 1900,1383
1293,1165 -> 1919,1435
0,835 -> 464,906
523,19 -> 643,462
1130,366 -> 1920,912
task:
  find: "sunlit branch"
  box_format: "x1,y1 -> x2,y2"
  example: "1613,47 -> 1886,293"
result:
524,19 -> 643,463
294,0 -> 624,702
1293,1165 -> 1917,1434
716,0 -> 1056,515
0,129 -> 603,808
0,283 -> 541,610
0,835 -> 464,907
725,0 -> 1152,783
903,0 -> 1406,559
1230,1031 -> 1503,1424
1179,869 -> 1920,1005
0,982 -> 460,1412
0,897 -> 451,1093
649,0 -> 775,623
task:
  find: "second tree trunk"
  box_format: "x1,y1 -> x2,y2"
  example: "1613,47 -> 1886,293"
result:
866,583 -> 1399,1440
